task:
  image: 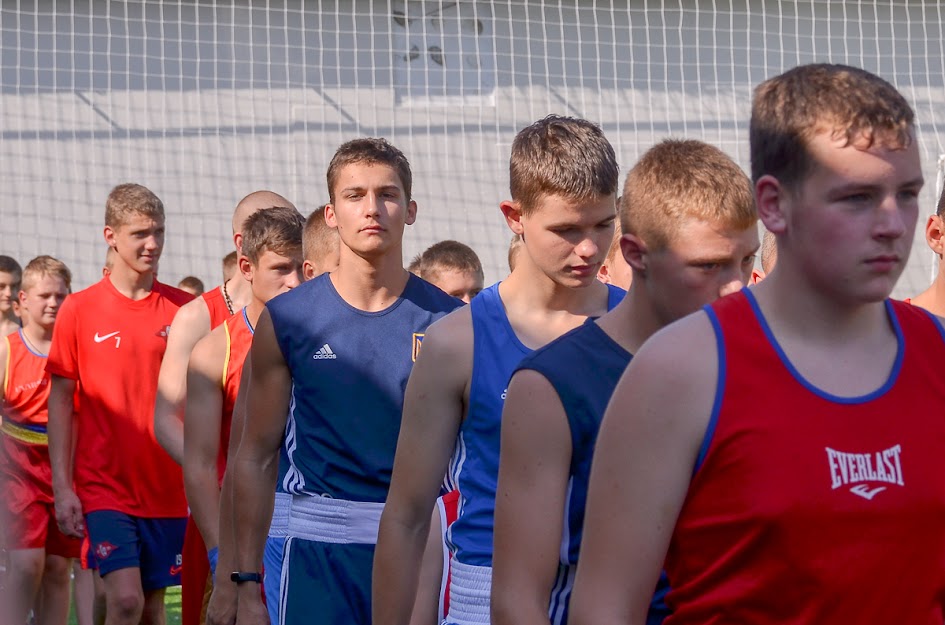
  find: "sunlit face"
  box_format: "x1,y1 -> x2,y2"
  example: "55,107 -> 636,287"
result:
325,163 -> 417,258
773,130 -> 923,304
598,250 -> 633,291
517,194 -> 617,288
0,271 -> 20,314
428,268 -> 484,303
244,249 -> 303,304
19,274 -> 69,330
641,218 -> 759,325
104,213 -> 165,275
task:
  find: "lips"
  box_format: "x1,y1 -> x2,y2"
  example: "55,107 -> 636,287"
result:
865,255 -> 900,271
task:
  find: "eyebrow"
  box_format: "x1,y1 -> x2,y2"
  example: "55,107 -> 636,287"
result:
339,184 -> 402,194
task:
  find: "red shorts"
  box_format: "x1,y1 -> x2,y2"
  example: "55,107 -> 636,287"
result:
0,435 -> 82,556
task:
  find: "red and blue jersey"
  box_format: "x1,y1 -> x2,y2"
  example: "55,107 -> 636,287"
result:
664,290 -> 945,624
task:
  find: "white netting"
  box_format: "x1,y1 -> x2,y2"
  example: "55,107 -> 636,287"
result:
2,0 -> 944,294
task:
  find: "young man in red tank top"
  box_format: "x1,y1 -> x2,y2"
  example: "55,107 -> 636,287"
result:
183,207 -> 303,596
571,64 -> 944,625
1,256 -> 77,625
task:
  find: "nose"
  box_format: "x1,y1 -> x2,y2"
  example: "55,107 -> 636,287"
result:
718,268 -> 745,298
875,194 -> 910,240
286,270 -> 302,289
575,235 -> 599,260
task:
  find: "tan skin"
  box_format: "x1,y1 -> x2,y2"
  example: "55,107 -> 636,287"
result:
491,219 -> 758,625
909,213 -> 945,316
0,269 -> 22,336
231,162 -> 418,625
569,132 -> 928,625
372,193 -> 618,625
1,274 -> 72,625
183,249 -> 301,566
48,215 -> 173,625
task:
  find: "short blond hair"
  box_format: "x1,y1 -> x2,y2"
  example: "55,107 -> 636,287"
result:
510,115 -> 618,215
105,183 -> 165,229
303,205 -> 339,266
622,140 -> 756,250
21,255 -> 72,293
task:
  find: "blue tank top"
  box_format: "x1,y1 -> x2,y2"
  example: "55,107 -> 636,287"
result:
268,273 -> 462,503
516,319 -> 670,625
446,282 -> 624,566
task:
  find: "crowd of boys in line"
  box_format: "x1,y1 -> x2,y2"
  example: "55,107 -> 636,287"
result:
3,62 -> 945,625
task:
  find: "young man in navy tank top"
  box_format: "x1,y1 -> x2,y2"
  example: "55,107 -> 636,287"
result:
571,64 -> 945,625
228,139 -> 462,625
374,115 -> 624,625
491,139 -> 760,625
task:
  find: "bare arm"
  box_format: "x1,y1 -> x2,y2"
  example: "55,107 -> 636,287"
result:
206,358 -> 252,625
568,315 -> 717,625
373,310 -> 472,625
183,330 -> 226,551
407,509 -> 446,625
492,369 -> 572,625
48,374 -> 83,538
232,309 -> 289,623
154,298 -> 211,465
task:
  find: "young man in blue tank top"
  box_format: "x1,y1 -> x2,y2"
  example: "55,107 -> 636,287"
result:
571,64 -> 943,625
374,115 -> 624,625
490,139 -> 759,625
228,138 -> 462,625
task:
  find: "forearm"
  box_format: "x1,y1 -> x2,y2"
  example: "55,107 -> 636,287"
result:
184,464 -> 222,549
154,393 -> 185,465
47,381 -> 75,493
215,469 -> 238,577
373,511 -> 434,625
231,448 -> 278,574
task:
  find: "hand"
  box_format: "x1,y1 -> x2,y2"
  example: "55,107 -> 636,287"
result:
206,580 -> 238,625
54,488 -> 85,538
236,588 -> 270,625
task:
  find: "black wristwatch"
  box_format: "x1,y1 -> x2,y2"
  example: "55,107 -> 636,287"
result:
230,571 -> 263,584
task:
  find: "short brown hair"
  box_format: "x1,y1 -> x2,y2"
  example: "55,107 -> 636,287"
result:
412,240 -> 484,284
105,183 -> 165,229
604,215 -> 624,265
0,256 -> 22,283
509,115 -> 618,215
507,234 -> 523,273
241,206 -> 304,264
177,276 -> 205,295
326,138 -> 412,203
936,186 -> 945,218
622,139 -> 756,250
303,205 -> 339,265
222,251 -> 238,281
750,63 -> 915,191
21,255 -> 72,292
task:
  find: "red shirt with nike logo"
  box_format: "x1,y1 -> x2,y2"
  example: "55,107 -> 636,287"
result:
47,277 -> 194,518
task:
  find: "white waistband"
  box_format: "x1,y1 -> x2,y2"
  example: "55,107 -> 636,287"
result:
267,492 -> 292,538
444,560 -> 492,625
285,494 -> 385,544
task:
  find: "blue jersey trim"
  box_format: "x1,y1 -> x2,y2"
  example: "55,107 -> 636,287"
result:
694,308 -> 725,475
744,289 -> 903,404
18,330 -> 47,357
242,307 -> 255,335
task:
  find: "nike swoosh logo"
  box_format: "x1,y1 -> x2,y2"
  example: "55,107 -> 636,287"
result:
169,565 -> 183,576
93,331 -> 120,343
850,484 -> 887,500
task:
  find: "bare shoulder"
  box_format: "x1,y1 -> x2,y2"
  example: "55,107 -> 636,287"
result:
417,305 -> 473,367
170,295 -> 212,337
189,324 -> 228,377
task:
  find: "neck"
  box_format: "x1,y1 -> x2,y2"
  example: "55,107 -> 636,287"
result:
245,298 -> 265,328
108,263 -> 155,300
910,262 -> 945,317
21,321 -> 53,354
499,260 -> 610,316
595,280 -> 664,355
1,309 -> 17,323
226,277 -> 254,311
329,247 -> 410,312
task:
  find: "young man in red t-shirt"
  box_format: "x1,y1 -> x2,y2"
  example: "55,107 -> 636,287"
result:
47,183 -> 194,625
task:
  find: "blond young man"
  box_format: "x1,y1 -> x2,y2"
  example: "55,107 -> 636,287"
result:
408,240 -> 485,303
491,140 -> 759,625
302,204 -> 341,280
1,256 -> 78,625
570,63 -> 942,625
47,183 -> 194,625
373,115 -> 624,625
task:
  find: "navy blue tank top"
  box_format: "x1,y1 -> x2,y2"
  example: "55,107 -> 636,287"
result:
268,273 -> 462,503
517,319 -> 670,625
446,282 -> 624,566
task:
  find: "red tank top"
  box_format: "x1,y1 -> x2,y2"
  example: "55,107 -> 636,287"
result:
203,284 -> 234,330
218,308 -> 253,483
3,330 -> 50,437
664,290 -> 945,624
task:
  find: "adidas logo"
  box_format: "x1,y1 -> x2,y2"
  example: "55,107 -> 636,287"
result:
313,344 -> 338,360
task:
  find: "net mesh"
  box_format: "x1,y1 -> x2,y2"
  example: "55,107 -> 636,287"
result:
2,0 -> 944,293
